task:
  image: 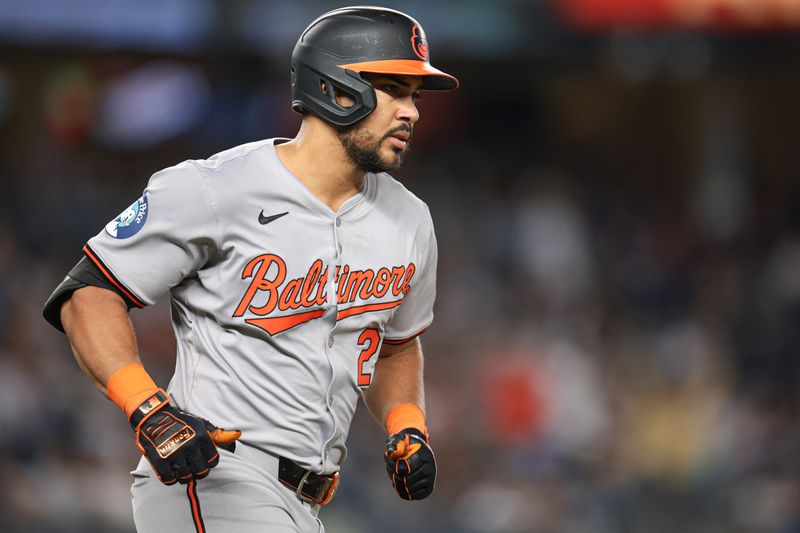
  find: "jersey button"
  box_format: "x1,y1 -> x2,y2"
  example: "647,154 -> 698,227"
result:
337,244 -> 343,254
335,217 -> 341,227
328,337 -> 335,348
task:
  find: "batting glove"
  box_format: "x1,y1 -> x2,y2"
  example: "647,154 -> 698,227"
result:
130,390 -> 241,485
384,428 -> 436,500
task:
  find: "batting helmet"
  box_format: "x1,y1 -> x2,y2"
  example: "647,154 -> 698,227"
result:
290,6 -> 459,127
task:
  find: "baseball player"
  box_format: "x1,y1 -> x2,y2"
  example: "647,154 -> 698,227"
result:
43,6 -> 458,533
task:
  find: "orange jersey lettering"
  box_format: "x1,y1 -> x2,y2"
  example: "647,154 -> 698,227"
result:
233,253 -> 414,335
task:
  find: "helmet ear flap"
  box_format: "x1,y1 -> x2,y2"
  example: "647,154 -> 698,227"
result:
291,53 -> 377,126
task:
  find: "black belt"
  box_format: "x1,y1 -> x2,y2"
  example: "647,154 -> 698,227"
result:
232,442 -> 340,506
277,456 -> 340,506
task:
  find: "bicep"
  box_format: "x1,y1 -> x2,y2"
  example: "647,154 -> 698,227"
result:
43,256 -> 141,333
379,336 -> 420,359
60,285 -> 129,328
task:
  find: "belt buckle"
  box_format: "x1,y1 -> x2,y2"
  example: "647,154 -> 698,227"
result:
295,471 -> 340,506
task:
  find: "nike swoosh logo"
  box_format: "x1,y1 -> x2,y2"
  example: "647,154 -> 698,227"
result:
259,211 -> 289,225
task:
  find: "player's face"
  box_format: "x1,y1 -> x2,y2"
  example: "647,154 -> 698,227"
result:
337,74 -> 422,173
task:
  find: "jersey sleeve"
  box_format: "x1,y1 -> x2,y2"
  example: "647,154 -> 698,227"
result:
383,209 -> 438,344
84,162 -> 220,306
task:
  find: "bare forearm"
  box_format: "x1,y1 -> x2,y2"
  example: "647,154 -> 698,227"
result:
362,339 -> 425,428
60,286 -> 141,395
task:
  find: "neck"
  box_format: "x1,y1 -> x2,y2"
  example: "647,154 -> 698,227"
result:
276,119 -> 365,213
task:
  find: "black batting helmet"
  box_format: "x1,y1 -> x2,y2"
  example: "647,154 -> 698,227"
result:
290,6 -> 459,127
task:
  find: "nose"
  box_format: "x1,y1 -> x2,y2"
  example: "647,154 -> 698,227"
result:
396,97 -> 419,124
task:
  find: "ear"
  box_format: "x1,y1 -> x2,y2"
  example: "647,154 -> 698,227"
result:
320,81 -> 356,109
334,88 -> 356,109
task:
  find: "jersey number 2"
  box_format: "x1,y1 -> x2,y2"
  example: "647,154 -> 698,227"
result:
357,328 -> 381,387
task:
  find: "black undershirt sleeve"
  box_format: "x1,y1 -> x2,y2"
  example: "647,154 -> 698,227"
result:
43,256 -> 137,333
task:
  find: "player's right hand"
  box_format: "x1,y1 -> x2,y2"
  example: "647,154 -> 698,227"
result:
384,428 -> 436,500
130,390 -> 241,485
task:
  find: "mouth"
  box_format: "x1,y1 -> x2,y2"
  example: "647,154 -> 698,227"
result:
386,128 -> 412,151
391,130 -> 410,142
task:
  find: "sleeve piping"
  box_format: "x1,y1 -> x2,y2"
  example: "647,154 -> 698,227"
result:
383,326 -> 429,345
83,245 -> 147,308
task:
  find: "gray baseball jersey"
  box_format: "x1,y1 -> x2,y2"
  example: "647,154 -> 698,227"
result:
85,138 -> 437,475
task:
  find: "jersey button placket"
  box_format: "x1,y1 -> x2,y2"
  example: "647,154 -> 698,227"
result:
328,215 -> 341,308
323,211 -> 338,471
333,217 -> 343,257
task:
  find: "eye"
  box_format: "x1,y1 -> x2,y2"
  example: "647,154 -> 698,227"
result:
412,92 -> 421,103
383,83 -> 399,95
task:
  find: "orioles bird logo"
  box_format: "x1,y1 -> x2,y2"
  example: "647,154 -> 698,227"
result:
411,24 -> 429,61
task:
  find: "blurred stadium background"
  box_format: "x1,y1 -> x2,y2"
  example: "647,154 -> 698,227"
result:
2,0 -> 800,531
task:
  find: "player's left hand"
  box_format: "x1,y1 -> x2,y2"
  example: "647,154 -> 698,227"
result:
384,428 -> 436,500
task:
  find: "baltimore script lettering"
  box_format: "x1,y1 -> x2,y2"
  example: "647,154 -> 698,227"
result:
233,254 -> 415,335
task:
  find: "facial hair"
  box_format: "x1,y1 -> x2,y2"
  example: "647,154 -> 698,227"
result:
337,123 -> 412,173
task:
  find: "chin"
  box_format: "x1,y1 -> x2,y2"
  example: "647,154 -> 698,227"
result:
383,156 -> 403,172
381,147 -> 403,166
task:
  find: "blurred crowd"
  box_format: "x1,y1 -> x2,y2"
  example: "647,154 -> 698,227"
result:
2,36 -> 800,533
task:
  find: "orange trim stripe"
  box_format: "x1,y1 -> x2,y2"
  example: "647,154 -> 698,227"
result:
403,459 -> 412,500
383,326 -> 429,345
337,59 -> 459,89
336,299 -> 403,321
83,245 -> 146,308
245,308 -> 326,335
187,480 -> 205,533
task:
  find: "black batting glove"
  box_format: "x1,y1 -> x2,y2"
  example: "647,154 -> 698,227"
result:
384,428 -> 436,500
130,390 -> 241,485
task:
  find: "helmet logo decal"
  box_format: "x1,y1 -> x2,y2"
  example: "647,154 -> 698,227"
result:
411,24 -> 429,61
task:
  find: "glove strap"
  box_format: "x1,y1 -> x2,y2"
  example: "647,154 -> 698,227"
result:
129,389 -> 170,431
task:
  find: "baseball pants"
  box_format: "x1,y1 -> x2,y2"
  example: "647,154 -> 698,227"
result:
131,444 -> 324,533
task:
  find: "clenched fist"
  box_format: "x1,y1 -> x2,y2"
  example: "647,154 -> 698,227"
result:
384,428 -> 436,500
131,390 -> 240,485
